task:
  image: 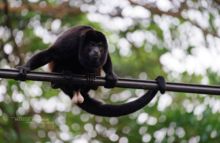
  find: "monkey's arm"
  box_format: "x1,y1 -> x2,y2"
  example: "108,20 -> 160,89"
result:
17,48 -> 56,75
103,54 -> 118,88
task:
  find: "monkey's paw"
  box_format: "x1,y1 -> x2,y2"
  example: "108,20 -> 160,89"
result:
104,73 -> 118,88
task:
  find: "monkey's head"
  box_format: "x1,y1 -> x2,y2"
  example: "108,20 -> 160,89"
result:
79,29 -> 108,71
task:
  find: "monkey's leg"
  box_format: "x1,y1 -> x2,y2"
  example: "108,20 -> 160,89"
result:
103,54 -> 118,88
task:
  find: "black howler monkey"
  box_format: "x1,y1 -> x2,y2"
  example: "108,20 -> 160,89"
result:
17,25 -> 165,117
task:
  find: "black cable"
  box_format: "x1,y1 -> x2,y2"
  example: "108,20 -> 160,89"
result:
0,69 -> 220,95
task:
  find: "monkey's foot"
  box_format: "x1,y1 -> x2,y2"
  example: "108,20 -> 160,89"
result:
72,91 -> 84,104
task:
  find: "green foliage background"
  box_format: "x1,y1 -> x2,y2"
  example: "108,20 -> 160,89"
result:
1,0 -> 220,143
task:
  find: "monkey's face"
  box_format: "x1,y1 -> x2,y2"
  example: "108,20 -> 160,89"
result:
79,39 -> 108,71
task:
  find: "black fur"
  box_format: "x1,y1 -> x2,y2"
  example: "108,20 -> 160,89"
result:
17,25 -> 165,117
18,26 -> 117,97
77,76 -> 165,117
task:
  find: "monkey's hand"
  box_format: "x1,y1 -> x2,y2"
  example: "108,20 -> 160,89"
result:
16,65 -> 31,81
104,72 -> 118,88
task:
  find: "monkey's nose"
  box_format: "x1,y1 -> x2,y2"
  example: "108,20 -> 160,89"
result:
94,51 -> 100,58
90,49 -> 101,58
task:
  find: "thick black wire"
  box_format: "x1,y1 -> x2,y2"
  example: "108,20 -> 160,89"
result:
0,69 -> 159,117
1,68 -> 220,117
0,69 -> 220,95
